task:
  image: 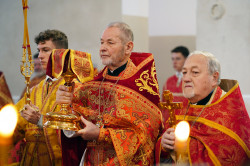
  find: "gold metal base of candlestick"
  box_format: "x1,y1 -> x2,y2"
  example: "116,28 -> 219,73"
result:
44,112 -> 80,131
43,49 -> 93,131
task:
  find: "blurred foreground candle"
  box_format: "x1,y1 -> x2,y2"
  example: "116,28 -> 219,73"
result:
0,104 -> 18,165
175,121 -> 190,154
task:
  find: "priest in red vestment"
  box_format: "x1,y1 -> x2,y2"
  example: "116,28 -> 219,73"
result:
57,22 -> 162,166
156,51 -> 250,165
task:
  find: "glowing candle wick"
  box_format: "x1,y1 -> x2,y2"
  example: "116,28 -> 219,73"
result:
175,121 -> 190,142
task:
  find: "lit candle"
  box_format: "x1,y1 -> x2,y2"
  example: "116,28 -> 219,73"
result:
175,121 -> 190,154
175,121 -> 190,142
0,104 -> 18,165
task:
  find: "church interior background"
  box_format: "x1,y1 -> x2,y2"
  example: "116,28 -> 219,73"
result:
0,0 -> 249,114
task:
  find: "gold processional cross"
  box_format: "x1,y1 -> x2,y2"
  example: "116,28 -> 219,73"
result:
158,90 -> 183,128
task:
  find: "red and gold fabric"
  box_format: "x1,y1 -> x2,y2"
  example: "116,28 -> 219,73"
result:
0,71 -> 13,108
47,49 -> 94,83
156,79 -> 250,165
62,52 -> 163,165
13,77 -> 64,166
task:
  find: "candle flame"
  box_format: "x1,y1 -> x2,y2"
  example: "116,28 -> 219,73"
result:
175,121 -> 190,142
0,104 -> 18,137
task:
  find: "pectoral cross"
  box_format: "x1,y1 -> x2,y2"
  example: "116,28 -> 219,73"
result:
158,90 -> 183,128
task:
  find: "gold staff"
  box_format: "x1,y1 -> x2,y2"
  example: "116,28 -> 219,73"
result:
20,0 -> 34,105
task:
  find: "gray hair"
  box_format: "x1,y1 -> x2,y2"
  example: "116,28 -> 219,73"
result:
189,51 -> 221,84
107,22 -> 134,43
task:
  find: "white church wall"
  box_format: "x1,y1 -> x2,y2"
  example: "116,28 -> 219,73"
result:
148,0 -> 197,96
149,0 -> 197,36
196,0 -> 250,97
122,0 -> 149,52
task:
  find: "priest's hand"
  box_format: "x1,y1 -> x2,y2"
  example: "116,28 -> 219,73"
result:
56,84 -> 74,105
161,128 -> 175,151
21,104 -> 41,124
76,116 -> 100,140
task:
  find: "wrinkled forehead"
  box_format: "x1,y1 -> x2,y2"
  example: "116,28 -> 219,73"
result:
101,27 -> 122,41
183,54 -> 208,70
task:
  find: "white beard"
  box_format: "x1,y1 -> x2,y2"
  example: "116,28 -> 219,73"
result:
183,90 -> 195,99
101,58 -> 112,66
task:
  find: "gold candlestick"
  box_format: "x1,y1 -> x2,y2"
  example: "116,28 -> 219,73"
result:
44,49 -> 94,131
44,57 -> 79,131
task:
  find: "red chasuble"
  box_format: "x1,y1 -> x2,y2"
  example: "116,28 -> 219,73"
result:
156,79 -> 250,165
62,52 -> 163,166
